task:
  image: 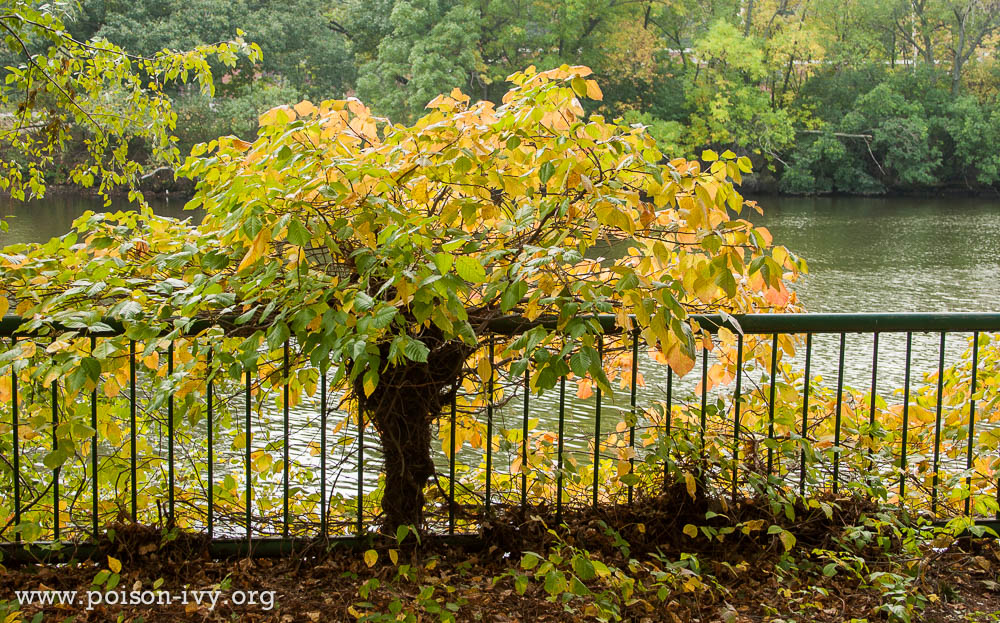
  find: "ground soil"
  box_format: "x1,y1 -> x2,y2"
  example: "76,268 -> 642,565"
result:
3,489 -> 1000,622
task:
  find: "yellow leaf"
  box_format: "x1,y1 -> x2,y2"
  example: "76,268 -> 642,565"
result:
103,375 -> 121,399
684,472 -> 697,500
362,372 -> 376,398
477,356 -> 492,385
238,227 -> 270,274
779,531 -> 796,552
363,549 -> 378,568
293,100 -> 317,117
108,555 -> 122,573
258,105 -> 296,127
389,549 -> 399,565
0,297 -> 8,318
142,351 -> 159,370
683,524 -> 698,538
585,80 -> 603,100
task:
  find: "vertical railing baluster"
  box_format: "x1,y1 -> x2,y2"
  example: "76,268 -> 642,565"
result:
11,338 -> 19,540
868,333 -> 879,472
320,370 -> 327,538
800,334 -> 812,497
932,333 -> 945,516
485,337 -> 494,515
522,369 -> 529,510
663,367 -> 672,488
245,371 -> 252,541
449,393 -> 457,535
629,330 -> 639,504
699,343 -> 708,463
129,340 -> 137,521
833,333 -> 846,494
732,335 -> 743,505
167,342 -> 174,524
282,341 -> 290,539
965,332 -> 980,516
207,350 -> 214,539
767,334 -> 778,477
592,337 -> 602,508
91,336 -> 98,538
356,397 -> 364,535
556,374 -> 566,524
51,380 -> 59,541
899,333 -> 912,501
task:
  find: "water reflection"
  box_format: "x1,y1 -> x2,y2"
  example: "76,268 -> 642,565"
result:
0,194 -> 196,247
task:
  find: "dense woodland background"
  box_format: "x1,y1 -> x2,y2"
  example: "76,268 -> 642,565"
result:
10,0 -> 1000,195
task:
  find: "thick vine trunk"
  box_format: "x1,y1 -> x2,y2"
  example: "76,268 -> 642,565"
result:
354,334 -> 472,534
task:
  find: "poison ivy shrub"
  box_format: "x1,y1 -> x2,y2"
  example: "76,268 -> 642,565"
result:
172,78 -> 301,156
0,65 -> 804,533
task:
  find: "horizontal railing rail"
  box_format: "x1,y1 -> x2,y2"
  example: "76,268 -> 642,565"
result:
7,312 -> 1000,337
1,312 -> 999,561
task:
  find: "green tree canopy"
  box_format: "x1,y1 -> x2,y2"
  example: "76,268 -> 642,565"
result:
0,0 -> 260,203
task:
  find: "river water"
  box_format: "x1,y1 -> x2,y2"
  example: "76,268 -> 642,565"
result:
5,193 -> 998,313
2,193 -> 998,529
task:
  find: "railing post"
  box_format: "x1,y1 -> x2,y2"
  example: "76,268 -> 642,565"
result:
485,336 -> 494,515
833,333 -> 845,494
629,329 -> 639,504
245,370 -> 252,541
90,336 -> 99,539
932,333 -> 945,516
11,338 -> 19,540
129,340 -> 137,521
965,332 -> 980,516
899,333 -> 912,501
592,337 -> 602,508
207,349 -> 214,539
767,334 -> 778,478
732,335 -> 743,505
800,333 -> 812,497
282,341 -> 290,539
167,342 -> 174,525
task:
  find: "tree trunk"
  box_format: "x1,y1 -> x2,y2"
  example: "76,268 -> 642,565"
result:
354,334 -> 472,534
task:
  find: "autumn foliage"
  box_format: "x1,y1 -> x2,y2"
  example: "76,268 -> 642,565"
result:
0,65 -> 804,531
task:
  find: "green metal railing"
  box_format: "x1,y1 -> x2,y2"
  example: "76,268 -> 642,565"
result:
1,312 -> 999,561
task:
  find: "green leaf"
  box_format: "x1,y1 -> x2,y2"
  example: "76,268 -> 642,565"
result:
521,552 -> 541,570
571,556 -> 596,581
514,574 -> 528,595
43,449 -> 68,470
455,256 -> 487,284
371,306 -> 397,329
286,219 -> 311,247
267,322 -> 290,351
539,161 -> 555,185
402,339 -> 430,363
501,281 -> 527,312
569,350 -> 592,377
396,524 -> 410,544
433,253 -> 454,274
